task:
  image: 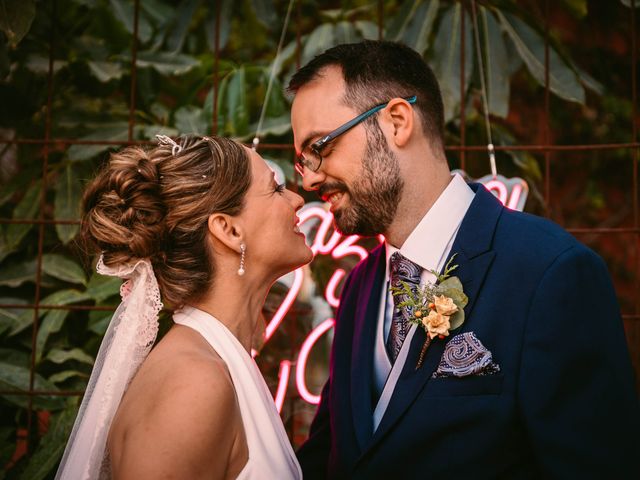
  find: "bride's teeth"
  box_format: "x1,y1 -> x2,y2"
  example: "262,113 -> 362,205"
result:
294,225 -> 300,233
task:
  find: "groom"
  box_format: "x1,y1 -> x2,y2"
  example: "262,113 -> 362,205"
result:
288,40 -> 639,479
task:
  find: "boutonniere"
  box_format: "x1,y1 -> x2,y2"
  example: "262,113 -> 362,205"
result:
390,254 -> 468,369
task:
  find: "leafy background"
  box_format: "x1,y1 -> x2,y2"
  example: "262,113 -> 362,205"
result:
0,0 -> 638,477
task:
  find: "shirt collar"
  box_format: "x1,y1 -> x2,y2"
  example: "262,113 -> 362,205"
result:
385,173 -> 475,274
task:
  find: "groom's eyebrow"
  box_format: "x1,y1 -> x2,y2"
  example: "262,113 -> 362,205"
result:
300,130 -> 329,152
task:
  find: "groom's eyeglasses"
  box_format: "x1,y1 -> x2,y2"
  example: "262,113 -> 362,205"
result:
295,95 -> 417,176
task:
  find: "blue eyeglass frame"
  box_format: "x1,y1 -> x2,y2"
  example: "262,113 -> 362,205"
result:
296,95 -> 417,175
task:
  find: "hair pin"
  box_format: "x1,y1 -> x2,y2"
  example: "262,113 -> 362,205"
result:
155,134 -> 182,156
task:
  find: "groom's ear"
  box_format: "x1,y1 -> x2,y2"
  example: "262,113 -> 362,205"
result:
383,97 -> 414,148
206,213 -> 244,254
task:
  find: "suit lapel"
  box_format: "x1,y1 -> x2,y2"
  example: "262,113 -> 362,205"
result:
361,184 -> 503,455
350,244 -> 387,451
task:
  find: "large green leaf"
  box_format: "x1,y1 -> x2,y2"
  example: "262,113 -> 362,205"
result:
85,272 -> 121,303
497,11 -> 585,104
431,4 -> 473,123
35,309 -> 68,363
139,0 -> 174,24
0,0 -> 35,47
42,254 -> 87,286
0,258 -> 36,287
334,21 -> 358,44
401,0 -> 439,54
166,0 -> 200,52
0,166 -> 33,208
138,124 -> 179,140
25,55 -> 67,74
480,7 -> 510,118
8,289 -> 91,336
302,24 -> 335,65
0,297 -> 28,335
174,105 -> 207,135
251,0 -> 277,29
87,60 -> 124,83
66,123 -> 169,160
54,164 -> 82,244
88,309 -> 113,336
5,182 -> 41,253
244,113 -> 291,141
0,362 -> 66,410
134,51 -> 200,76
205,0 -> 233,51
573,64 -> 604,95
40,289 -> 91,307
224,67 -> 249,136
20,404 -> 78,480
385,0 -> 422,41
48,370 -> 87,384
109,0 -> 152,43
66,124 -> 129,162
46,348 -> 94,366
354,20 -> 378,40
0,346 -> 29,367
272,39 -> 297,77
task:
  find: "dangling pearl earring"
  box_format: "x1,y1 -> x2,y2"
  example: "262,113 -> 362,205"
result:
237,243 -> 246,276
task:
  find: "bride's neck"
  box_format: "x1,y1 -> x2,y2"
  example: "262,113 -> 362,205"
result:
190,272 -> 272,353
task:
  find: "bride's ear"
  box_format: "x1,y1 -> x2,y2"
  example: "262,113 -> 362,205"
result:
206,213 -> 244,253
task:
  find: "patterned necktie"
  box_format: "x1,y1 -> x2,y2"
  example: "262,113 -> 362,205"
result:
386,252 -> 423,363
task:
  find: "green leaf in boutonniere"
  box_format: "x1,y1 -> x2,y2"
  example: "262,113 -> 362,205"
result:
390,254 -> 469,369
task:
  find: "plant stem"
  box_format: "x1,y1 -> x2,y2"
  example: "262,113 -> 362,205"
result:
415,336 -> 432,370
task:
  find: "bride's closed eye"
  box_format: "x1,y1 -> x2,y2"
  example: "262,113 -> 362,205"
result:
275,183 -> 286,194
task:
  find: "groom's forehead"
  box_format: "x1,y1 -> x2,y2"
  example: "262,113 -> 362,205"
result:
291,71 -> 353,142
293,66 -> 346,110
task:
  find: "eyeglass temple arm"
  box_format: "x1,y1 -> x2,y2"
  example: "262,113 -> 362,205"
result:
313,95 -> 417,149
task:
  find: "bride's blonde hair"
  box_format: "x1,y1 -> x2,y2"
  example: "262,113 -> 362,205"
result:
81,135 -> 251,307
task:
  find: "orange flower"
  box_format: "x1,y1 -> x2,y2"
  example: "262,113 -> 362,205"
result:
422,310 -> 451,339
434,295 -> 458,316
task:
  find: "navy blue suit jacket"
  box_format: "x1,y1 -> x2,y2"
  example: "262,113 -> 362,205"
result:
297,184 -> 640,479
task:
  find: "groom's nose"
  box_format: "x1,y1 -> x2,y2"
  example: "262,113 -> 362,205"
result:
301,167 -> 325,191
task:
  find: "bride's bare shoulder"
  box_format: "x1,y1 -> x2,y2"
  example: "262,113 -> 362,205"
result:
109,325 -> 244,478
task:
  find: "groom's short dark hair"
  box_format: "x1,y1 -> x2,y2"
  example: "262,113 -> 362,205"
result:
288,40 -> 445,149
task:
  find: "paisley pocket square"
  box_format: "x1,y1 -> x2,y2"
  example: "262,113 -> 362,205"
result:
432,332 -> 501,378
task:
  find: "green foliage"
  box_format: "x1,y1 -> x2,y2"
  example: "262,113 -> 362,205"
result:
20,403 -> 78,480
0,0 -> 36,47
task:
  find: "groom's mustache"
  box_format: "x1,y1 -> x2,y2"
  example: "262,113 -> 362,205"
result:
318,181 -> 349,200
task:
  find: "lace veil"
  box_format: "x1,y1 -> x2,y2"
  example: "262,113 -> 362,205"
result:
55,255 -> 163,480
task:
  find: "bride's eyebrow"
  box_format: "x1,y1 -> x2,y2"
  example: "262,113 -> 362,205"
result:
257,171 -> 277,195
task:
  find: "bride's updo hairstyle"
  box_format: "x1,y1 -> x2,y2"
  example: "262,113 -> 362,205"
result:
81,135 -> 251,307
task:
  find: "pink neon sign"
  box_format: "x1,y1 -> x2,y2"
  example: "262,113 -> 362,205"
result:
264,175 -> 528,412
462,172 -> 529,212
259,203 -> 374,411
295,318 -> 335,404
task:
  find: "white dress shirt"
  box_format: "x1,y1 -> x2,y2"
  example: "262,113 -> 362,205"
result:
373,174 -> 475,404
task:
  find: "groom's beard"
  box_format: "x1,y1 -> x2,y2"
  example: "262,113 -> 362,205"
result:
328,123 -> 403,237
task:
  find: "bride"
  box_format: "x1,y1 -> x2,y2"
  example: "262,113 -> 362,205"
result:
56,135 -> 312,479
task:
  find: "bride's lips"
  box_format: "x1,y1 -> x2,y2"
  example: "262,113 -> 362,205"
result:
293,217 -> 303,236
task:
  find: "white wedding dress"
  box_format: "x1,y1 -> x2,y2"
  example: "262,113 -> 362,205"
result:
173,306 -> 302,480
